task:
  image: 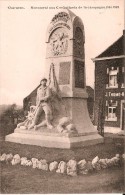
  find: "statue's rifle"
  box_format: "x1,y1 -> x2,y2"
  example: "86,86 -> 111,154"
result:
32,101 -> 42,117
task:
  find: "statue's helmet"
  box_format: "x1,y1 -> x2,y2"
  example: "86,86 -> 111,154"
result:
40,77 -> 47,82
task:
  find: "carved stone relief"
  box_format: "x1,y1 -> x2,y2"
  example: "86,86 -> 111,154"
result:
49,28 -> 68,56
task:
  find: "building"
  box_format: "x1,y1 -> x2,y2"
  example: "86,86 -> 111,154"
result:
92,30 -> 125,130
23,85 -> 39,115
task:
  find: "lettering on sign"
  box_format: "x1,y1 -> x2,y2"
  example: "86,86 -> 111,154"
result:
75,60 -> 84,88
59,62 -> 71,85
51,12 -> 70,24
105,91 -> 124,97
49,23 -> 70,34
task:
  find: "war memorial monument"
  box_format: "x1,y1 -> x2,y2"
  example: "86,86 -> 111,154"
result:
6,9 -> 104,148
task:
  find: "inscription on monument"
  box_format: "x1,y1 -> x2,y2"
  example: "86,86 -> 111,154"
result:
75,60 -> 84,88
59,62 -> 71,85
51,12 -> 70,24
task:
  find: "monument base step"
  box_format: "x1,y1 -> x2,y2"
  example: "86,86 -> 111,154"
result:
5,132 -> 104,149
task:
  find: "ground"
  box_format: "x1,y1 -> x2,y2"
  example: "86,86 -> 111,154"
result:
0,135 -> 124,194
1,164 -> 124,193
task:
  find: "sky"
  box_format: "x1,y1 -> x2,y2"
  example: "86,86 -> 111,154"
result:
0,0 -> 124,105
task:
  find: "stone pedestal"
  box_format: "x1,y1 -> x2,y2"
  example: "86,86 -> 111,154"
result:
5,96 -> 103,149
62,98 -> 95,134
5,128 -> 103,149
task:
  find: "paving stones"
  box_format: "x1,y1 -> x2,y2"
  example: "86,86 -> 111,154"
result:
122,153 -> 125,160
11,154 -> 21,165
31,158 -> 39,168
49,161 -> 58,172
6,153 -> 13,164
86,161 -> 94,172
92,156 -> 101,170
21,157 -> 28,166
56,161 -> 67,174
77,159 -> 88,174
0,152 -> 122,176
0,153 -> 7,162
99,159 -> 108,169
39,159 -> 49,171
26,160 -> 32,166
67,159 -> 77,176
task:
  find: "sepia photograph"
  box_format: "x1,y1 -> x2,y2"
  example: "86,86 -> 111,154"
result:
0,0 -> 124,193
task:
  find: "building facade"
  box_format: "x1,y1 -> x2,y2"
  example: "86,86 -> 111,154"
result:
93,31 -> 125,130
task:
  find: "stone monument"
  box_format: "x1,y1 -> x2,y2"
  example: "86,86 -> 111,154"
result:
6,9 -> 103,148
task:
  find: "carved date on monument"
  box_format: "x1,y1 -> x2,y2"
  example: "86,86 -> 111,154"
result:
59,62 -> 71,85
75,60 -> 84,88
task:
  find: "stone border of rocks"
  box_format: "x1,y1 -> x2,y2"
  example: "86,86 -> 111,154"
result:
0,153 -> 124,176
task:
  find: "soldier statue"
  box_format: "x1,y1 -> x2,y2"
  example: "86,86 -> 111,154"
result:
29,78 -> 53,130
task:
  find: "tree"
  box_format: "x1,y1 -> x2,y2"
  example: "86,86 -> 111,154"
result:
0,104 -> 24,137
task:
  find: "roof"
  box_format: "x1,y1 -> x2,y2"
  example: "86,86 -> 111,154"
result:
23,85 -> 40,101
95,34 -> 124,58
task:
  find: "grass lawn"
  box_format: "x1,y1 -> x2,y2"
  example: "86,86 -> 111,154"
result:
0,136 -> 125,193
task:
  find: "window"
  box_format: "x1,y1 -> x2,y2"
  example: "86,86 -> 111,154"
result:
105,92 -> 108,97
109,100 -> 117,106
121,66 -> 125,88
109,74 -> 117,87
105,100 -> 117,121
106,67 -> 118,88
108,107 -> 117,121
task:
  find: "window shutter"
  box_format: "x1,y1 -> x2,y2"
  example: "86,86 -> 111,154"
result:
105,101 -> 108,119
121,73 -> 124,83
115,105 -> 118,118
106,74 -> 109,84
105,106 -> 108,119
117,67 -> 119,73
117,72 -> 120,84
118,67 -> 124,84
121,67 -> 125,84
